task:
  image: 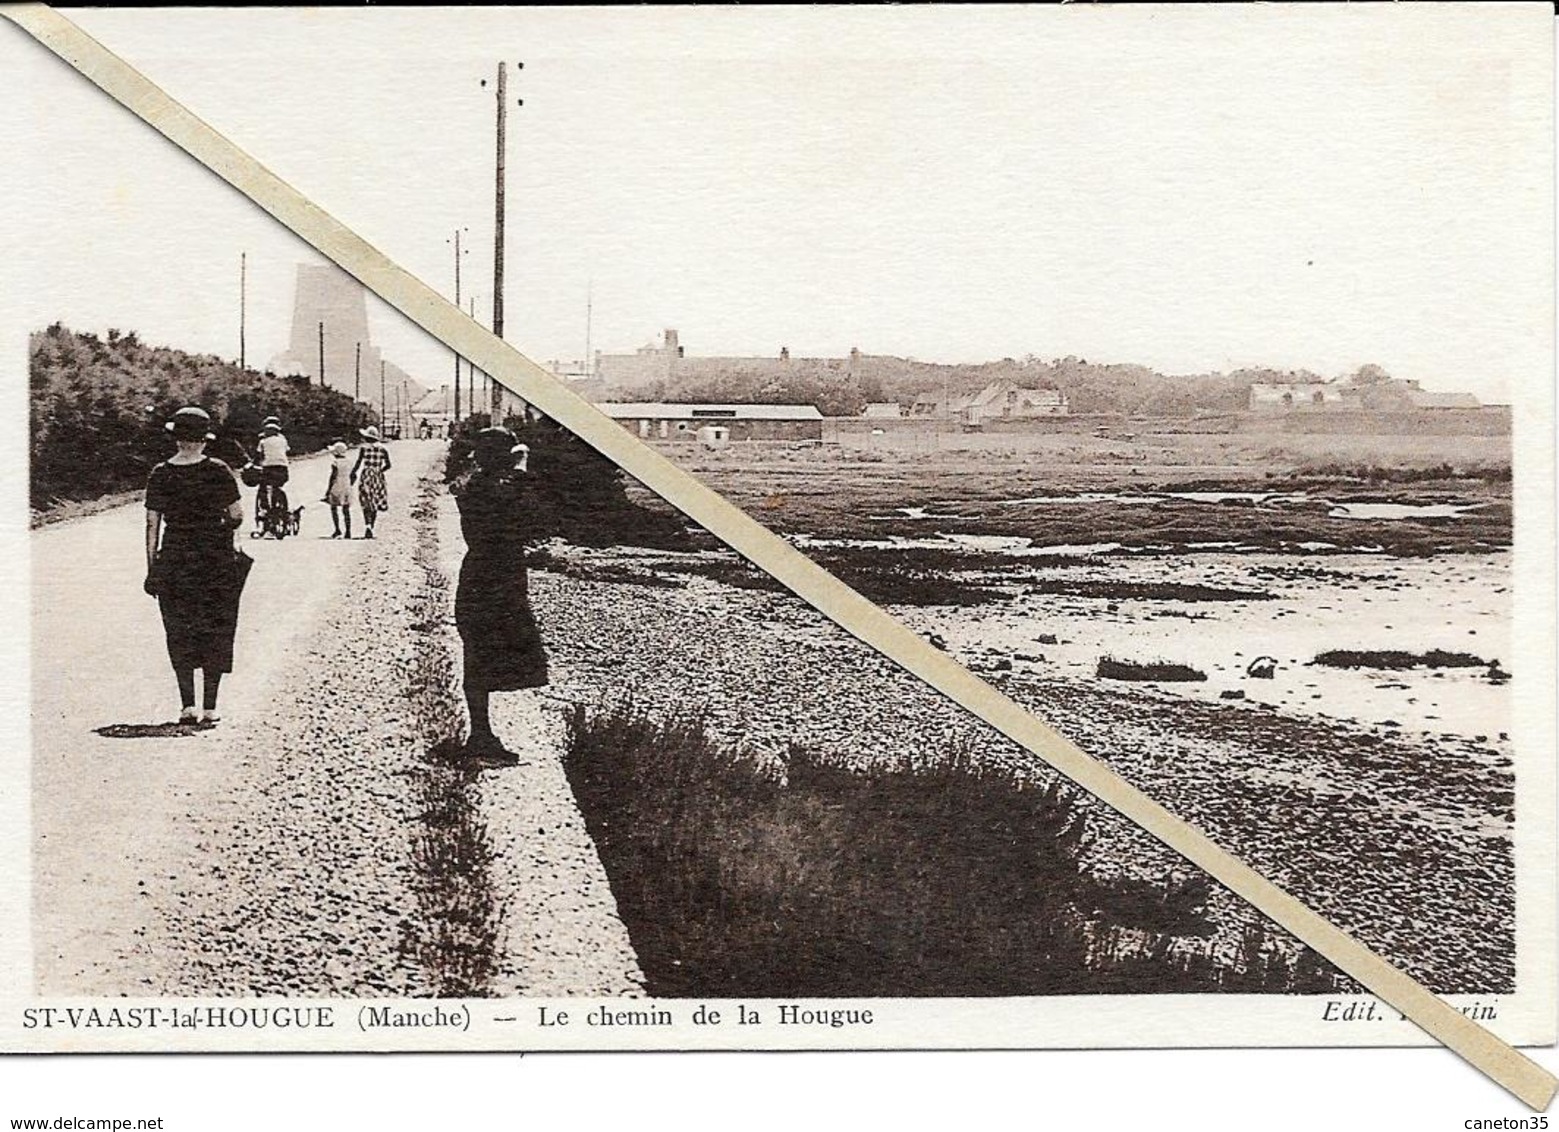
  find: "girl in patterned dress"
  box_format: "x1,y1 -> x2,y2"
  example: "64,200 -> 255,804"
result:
350,426 -> 392,538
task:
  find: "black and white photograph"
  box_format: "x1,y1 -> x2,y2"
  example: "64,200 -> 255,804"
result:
1,5 -> 1555,1128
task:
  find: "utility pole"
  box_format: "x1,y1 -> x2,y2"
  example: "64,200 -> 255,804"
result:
453,227 -> 463,423
492,61 -> 519,419
317,321 -> 325,386
379,359 -> 386,431
239,252 -> 247,370
354,341 -> 361,402
585,278 -> 593,378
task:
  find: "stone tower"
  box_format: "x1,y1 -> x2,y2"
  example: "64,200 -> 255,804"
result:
270,264 -> 381,395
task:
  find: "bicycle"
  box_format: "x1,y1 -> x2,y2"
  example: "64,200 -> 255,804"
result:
243,464 -> 291,539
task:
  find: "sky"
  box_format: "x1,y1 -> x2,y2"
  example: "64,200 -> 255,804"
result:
3,5 -> 1552,400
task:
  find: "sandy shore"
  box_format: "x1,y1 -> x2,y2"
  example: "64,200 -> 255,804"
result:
531,543 -> 1514,994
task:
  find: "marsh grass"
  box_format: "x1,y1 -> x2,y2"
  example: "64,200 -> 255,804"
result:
1097,657 -> 1208,683
1312,649 -> 1488,671
658,551 -> 1003,607
1031,580 -> 1273,602
561,701 -> 1340,996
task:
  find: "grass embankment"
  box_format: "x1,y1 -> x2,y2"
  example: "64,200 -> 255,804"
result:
561,702 -> 1339,997
30,324 -> 376,516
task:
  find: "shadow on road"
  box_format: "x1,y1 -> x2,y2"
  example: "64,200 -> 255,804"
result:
93,722 -> 208,739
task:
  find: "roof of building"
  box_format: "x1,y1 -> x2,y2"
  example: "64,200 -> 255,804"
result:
599,402 -> 823,421
862,402 -> 904,416
408,388 -> 453,415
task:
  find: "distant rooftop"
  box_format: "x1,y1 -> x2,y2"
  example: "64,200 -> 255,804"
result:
599,402 -> 823,421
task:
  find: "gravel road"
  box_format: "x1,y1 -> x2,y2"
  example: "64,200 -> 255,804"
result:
32,443 -> 639,997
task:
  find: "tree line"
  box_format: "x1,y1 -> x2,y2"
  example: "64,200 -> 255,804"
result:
629,353 -> 1402,417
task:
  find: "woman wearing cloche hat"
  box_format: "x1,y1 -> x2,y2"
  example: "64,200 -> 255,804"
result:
143,407 -> 251,726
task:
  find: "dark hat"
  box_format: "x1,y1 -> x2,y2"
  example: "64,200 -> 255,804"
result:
473,426 -> 518,467
165,406 -> 215,442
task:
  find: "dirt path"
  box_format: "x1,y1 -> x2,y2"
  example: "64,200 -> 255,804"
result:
33,441 -> 642,998
31,442 -> 436,994
430,485 -> 643,996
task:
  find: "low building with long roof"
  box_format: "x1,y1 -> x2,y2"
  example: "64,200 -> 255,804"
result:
600,402 -> 823,442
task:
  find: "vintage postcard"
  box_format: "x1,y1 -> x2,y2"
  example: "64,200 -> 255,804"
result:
1,3 -> 1553,1099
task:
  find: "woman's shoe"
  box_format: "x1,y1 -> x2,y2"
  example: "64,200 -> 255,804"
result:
179,706 -> 200,725
330,530 -> 341,539
200,709 -> 221,727
460,732 -> 520,766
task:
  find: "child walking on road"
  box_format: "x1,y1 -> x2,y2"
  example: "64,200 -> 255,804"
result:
322,440 -> 353,539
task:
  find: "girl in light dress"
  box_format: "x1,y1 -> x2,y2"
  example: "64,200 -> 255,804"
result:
321,440 -> 354,538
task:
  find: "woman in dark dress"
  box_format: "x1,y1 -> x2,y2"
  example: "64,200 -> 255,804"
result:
451,426 -> 549,762
144,407 -> 248,725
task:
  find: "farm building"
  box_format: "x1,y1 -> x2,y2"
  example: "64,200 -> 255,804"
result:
1249,382 -> 1352,411
909,380 -> 1068,422
600,402 -> 824,442
959,380 -> 1069,423
1250,375 -> 1481,412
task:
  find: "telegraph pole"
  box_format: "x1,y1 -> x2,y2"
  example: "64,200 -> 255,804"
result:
493,62 -> 507,345
380,359 -> 386,429
239,252 -> 247,370
317,321 -> 325,386
585,278 -> 593,378
453,227 -> 463,422
354,341 -> 361,402
492,61 -> 520,419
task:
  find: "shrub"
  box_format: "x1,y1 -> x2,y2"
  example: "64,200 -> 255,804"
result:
443,414 -> 689,550
30,325 -> 376,512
